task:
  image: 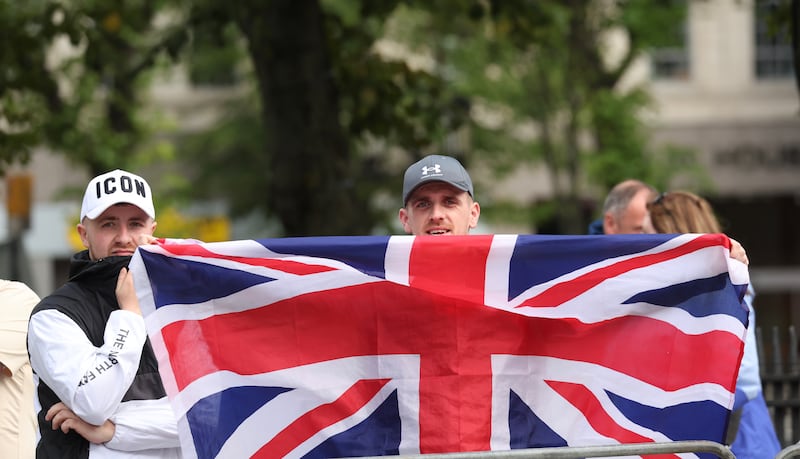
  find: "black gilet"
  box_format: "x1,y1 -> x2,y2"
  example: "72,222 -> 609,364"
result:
30,251 -> 166,459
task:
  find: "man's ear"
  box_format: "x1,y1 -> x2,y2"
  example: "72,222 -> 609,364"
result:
398,208 -> 412,234
77,223 -> 90,248
603,212 -> 615,235
469,202 -> 480,229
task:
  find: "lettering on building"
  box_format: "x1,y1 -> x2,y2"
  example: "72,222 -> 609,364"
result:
714,144 -> 800,169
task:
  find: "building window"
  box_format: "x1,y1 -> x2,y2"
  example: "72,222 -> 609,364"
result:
651,23 -> 690,80
755,0 -> 795,79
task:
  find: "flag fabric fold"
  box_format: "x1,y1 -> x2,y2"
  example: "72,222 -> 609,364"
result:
129,233 -> 749,459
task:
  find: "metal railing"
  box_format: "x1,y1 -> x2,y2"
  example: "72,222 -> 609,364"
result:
356,441 -> 735,459
776,444 -> 800,459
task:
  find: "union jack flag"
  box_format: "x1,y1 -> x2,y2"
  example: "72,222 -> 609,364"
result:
129,233 -> 749,459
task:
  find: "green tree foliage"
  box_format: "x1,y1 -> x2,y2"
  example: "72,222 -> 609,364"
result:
387,0 -> 699,233
0,0 -> 188,176
0,1 -> 74,172
176,0 -> 456,235
2,0 -> 717,236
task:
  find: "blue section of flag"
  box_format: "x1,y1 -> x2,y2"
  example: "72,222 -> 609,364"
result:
189,385 -> 292,459
609,390 -> 729,443
509,390 -> 567,449
139,250 -> 273,309
625,273 -> 749,324
304,391 -> 402,458
509,235 -> 668,300
257,236 -> 391,279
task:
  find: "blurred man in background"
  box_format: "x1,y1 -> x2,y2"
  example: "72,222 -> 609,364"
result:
589,179 -> 658,235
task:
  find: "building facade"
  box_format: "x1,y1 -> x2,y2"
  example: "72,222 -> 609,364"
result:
645,0 -> 800,349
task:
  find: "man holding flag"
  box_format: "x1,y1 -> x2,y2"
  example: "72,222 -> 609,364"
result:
398,154 -> 480,236
28,170 -> 181,458
124,153 -> 751,457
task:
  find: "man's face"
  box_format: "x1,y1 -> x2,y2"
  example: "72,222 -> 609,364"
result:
604,189 -> 650,234
641,213 -> 657,234
77,203 -> 157,260
398,182 -> 480,236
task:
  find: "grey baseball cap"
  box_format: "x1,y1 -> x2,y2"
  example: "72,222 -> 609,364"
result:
402,154 -> 474,205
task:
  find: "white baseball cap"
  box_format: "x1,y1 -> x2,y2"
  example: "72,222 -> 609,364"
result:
80,169 -> 156,221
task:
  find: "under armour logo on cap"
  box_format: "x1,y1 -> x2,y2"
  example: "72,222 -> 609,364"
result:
421,164 -> 442,176
80,169 -> 156,221
402,154 -> 474,205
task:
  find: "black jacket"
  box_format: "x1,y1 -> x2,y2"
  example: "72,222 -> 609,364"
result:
29,251 -> 166,459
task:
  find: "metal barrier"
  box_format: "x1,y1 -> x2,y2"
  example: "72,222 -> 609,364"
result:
776,444 -> 800,459
356,441 -> 735,459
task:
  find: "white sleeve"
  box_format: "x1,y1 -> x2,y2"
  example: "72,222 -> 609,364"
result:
105,397 -> 180,451
28,308 -> 147,425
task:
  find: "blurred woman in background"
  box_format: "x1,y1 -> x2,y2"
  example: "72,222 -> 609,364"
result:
645,191 -> 780,459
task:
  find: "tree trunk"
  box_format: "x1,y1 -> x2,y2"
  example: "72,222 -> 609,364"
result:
234,0 -> 361,236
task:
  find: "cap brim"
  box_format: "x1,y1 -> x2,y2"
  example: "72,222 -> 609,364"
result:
403,179 -> 471,205
83,200 -> 155,220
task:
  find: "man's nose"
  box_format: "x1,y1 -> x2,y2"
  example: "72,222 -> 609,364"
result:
115,226 -> 133,243
429,203 -> 446,220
